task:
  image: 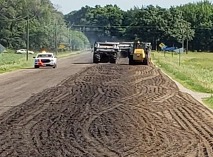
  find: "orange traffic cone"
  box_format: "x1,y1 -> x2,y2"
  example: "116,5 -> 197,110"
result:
38,59 -> 43,66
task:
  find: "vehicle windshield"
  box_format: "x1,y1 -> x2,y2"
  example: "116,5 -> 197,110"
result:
37,54 -> 53,58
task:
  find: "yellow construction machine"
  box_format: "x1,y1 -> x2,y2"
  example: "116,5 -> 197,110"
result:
128,40 -> 151,65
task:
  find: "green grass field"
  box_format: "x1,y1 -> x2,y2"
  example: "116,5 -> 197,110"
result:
152,51 -> 213,108
0,50 -> 81,74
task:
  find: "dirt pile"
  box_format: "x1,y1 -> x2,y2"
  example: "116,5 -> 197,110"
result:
0,64 -> 213,157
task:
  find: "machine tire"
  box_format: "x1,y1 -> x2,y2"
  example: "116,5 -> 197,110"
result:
142,54 -> 149,65
93,58 -> 98,63
34,65 -> 39,68
109,53 -> 117,64
129,55 -> 135,65
142,58 -> 148,65
53,64 -> 57,68
93,54 -> 100,63
109,58 -> 116,64
100,56 -> 108,63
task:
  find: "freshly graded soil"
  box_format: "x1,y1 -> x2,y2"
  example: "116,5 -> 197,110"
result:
0,58 -> 213,156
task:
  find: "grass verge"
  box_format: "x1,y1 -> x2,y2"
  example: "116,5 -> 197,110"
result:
203,96 -> 213,109
152,51 -> 213,108
0,50 -> 82,74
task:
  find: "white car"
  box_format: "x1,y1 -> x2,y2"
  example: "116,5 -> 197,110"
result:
16,49 -> 34,54
33,52 -> 57,68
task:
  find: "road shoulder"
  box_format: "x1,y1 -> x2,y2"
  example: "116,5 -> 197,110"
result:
154,64 -> 212,111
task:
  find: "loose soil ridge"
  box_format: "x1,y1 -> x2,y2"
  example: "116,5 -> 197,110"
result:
0,63 -> 213,157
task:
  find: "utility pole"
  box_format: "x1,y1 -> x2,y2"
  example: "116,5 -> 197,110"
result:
180,23 -> 184,50
186,39 -> 189,54
186,26 -> 189,54
54,20 -> 58,55
155,38 -> 158,51
26,15 -> 29,61
179,22 -> 184,66
70,23 -> 74,51
67,26 -> 71,51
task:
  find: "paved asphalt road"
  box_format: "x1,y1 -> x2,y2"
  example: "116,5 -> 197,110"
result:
0,51 -> 93,115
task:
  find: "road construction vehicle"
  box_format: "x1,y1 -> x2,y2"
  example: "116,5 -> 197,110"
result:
93,41 -> 119,64
128,41 -> 151,65
118,42 -> 133,58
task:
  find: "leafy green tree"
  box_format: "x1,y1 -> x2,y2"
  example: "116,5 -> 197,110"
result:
0,0 -> 90,51
177,0 -> 213,51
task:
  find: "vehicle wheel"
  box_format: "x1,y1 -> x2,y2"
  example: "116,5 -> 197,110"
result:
53,64 -> 57,68
34,65 -> 39,68
109,53 -> 117,64
110,58 -> 116,64
101,57 -> 109,63
129,55 -> 135,65
93,57 -> 98,63
93,54 -> 100,63
142,59 -> 147,65
142,55 -> 149,65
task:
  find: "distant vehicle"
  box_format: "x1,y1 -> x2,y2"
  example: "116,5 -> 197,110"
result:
128,40 -> 151,65
16,49 -> 34,54
93,41 -> 119,63
159,43 -> 184,53
33,52 -> 57,68
118,42 -> 133,58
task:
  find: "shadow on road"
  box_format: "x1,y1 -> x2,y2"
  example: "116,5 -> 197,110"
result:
118,64 -> 129,65
21,67 -> 55,70
21,67 -> 35,69
72,63 -> 130,66
72,62 -> 94,65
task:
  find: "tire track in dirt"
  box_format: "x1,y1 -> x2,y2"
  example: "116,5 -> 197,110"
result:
0,63 -> 213,156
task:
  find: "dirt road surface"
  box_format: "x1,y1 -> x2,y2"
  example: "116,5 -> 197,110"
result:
1,55 -> 213,156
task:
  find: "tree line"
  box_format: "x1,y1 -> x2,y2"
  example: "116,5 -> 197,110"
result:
65,0 -> 213,52
0,0 -> 90,51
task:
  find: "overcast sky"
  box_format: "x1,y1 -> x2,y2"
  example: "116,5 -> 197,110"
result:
50,0 -> 201,14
